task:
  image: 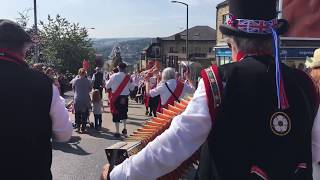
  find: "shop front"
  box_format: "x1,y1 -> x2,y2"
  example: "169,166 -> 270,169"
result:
215,47 -> 232,66
280,47 -> 318,68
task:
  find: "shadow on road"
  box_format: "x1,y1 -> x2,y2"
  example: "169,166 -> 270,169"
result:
128,106 -> 142,109
85,128 -> 125,141
53,136 -> 91,156
127,121 -> 144,126
128,117 -> 149,121
127,113 -> 149,117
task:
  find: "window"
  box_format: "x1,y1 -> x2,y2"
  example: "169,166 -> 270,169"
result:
155,47 -> 160,56
222,14 -> 230,25
182,47 -> 186,53
209,47 -> 212,53
169,47 -> 174,53
195,47 -> 201,53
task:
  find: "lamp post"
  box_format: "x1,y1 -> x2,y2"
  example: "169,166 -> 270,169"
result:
33,0 -> 39,62
171,1 -> 189,66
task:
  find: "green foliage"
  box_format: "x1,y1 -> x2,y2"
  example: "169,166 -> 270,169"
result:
16,12 -> 95,74
39,15 -> 95,74
16,9 -> 37,64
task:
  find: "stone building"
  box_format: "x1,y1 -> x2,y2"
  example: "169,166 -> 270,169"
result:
215,0 -> 231,66
140,26 -> 216,71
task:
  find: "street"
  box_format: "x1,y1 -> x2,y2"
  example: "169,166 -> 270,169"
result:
52,94 -> 149,180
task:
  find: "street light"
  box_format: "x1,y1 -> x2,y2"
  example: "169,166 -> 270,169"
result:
33,0 -> 39,62
171,0 -> 189,66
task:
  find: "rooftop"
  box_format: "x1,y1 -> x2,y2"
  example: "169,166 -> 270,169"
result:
161,26 -> 216,41
216,0 -> 229,9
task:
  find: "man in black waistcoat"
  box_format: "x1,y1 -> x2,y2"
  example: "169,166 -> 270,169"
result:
102,0 -> 320,179
0,19 -> 73,180
93,67 -> 105,99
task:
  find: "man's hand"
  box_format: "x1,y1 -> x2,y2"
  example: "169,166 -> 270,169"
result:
101,164 -> 110,180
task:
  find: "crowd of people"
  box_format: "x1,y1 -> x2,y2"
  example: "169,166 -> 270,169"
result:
68,62 -> 195,137
32,63 -> 72,96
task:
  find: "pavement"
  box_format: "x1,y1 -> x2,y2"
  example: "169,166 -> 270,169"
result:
52,92 -> 150,180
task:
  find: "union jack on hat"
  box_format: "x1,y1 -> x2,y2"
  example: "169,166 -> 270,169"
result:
220,0 -> 289,38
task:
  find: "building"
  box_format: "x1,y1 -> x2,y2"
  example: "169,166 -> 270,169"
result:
215,0 -> 320,67
139,40 -> 161,71
215,0 -> 231,66
139,26 -> 216,71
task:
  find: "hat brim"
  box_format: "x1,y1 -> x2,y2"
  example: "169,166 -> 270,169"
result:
220,19 -> 289,38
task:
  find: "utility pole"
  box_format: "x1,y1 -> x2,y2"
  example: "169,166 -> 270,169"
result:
171,1 -> 189,66
34,0 -> 39,62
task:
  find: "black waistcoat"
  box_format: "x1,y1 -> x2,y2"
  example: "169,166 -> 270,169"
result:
197,56 -> 319,180
93,72 -> 103,89
0,60 -> 53,179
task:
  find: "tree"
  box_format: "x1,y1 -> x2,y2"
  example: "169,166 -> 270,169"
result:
16,9 -> 39,64
39,15 -> 95,74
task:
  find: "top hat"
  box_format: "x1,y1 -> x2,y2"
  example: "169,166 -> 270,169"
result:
0,19 -> 32,49
220,0 -> 289,38
305,48 -> 320,69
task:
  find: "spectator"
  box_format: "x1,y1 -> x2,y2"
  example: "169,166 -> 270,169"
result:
0,19 -> 72,179
73,68 -> 92,133
92,89 -> 104,130
305,48 -> 320,179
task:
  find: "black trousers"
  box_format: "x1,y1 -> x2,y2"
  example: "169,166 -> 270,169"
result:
94,114 -> 102,129
148,95 -> 160,117
130,86 -> 138,99
75,111 -> 89,130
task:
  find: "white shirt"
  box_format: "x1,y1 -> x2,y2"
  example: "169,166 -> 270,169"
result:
110,79 -> 320,180
149,76 -> 158,89
50,85 -> 73,142
149,79 -> 195,105
131,74 -> 140,87
105,72 -> 134,96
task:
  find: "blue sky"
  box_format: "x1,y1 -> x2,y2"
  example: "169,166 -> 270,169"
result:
1,0 -> 223,38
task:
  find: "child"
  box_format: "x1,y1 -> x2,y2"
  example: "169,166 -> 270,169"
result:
92,89 -> 104,130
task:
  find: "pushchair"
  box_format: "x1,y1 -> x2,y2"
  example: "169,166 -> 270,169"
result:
74,109 -> 94,132
68,102 -> 94,132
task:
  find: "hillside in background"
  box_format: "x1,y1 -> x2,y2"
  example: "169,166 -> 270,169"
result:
92,38 -> 153,65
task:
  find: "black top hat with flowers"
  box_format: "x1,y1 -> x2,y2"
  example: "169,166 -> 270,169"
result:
220,0 -> 289,38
